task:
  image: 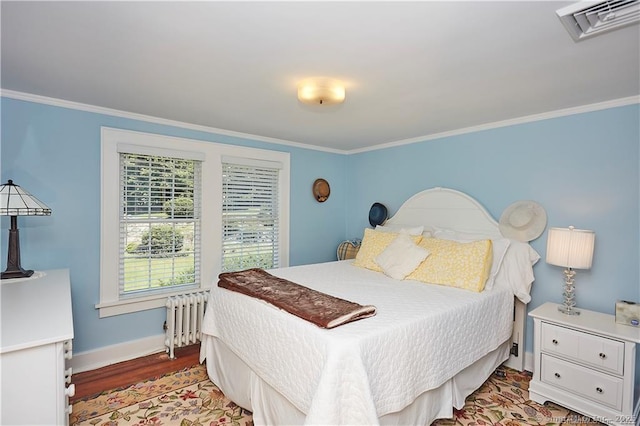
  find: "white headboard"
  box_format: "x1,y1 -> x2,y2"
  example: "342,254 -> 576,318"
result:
385,187 -> 502,240
385,187 -> 526,371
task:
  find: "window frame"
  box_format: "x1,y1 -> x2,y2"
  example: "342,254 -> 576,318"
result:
221,157 -> 283,272
98,127 -> 290,318
118,150 -> 202,297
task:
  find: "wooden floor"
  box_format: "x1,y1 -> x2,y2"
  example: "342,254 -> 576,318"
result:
70,344 -> 201,403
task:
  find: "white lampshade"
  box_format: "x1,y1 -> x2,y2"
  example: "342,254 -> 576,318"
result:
297,78 -> 346,105
0,179 -> 51,216
546,226 -> 595,270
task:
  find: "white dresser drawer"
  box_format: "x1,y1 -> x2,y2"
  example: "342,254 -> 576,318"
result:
541,354 -> 623,410
541,322 -> 625,375
0,270 -> 74,426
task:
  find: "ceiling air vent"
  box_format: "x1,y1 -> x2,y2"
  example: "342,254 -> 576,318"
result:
557,0 -> 640,41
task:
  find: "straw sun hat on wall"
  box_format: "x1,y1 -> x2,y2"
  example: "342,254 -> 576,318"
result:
499,200 -> 547,242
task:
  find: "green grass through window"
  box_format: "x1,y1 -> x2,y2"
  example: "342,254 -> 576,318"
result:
123,255 -> 195,292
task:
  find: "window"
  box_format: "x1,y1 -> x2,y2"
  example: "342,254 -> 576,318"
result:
222,158 -> 281,272
99,128 -> 290,317
120,153 -> 201,296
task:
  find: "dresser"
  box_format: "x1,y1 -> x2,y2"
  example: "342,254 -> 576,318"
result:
1,269 -> 75,425
529,302 -> 640,426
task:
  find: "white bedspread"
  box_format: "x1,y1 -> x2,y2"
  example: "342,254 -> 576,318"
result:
201,260 -> 514,425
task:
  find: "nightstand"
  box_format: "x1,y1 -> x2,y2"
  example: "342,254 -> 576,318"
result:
529,302 -> 640,426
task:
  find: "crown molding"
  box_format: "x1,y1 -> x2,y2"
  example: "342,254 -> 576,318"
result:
346,96 -> 640,154
2,89 -> 637,156
0,89 -> 345,155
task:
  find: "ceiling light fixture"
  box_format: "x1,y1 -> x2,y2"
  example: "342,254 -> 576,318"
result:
297,77 -> 346,105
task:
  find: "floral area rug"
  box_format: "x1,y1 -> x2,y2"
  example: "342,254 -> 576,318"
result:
431,367 -> 601,426
71,364 -> 600,426
70,364 -> 252,426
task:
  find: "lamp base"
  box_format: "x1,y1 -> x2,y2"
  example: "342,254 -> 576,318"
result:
558,267 -> 580,315
1,268 -> 34,280
558,305 -> 580,316
2,218 -> 35,280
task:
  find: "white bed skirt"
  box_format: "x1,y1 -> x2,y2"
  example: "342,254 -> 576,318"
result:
200,335 -> 510,425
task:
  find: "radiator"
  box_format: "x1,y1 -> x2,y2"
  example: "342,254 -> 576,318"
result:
164,291 -> 210,359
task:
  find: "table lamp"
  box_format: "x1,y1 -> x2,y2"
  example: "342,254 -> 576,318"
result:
0,180 -> 52,279
546,226 -> 595,315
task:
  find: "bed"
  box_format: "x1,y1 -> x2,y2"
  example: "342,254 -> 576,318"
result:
200,187 -> 540,425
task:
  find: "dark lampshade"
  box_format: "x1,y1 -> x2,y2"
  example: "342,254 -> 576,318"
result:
0,180 -> 51,279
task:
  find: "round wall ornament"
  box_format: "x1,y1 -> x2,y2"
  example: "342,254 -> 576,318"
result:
313,178 -> 330,202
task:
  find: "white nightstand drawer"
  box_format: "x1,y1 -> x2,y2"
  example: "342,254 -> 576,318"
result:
541,322 -> 625,375
541,354 -> 623,410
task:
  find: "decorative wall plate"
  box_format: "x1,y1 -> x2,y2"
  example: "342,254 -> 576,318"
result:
313,178 -> 330,202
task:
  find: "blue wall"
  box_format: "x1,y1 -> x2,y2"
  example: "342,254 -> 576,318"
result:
346,104 -> 640,351
1,96 -> 638,357
1,97 -> 347,352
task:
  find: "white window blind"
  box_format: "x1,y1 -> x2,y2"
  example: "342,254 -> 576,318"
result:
221,161 -> 280,272
119,153 -> 201,296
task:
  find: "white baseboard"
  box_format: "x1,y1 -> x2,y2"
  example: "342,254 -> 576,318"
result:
70,334 -> 166,373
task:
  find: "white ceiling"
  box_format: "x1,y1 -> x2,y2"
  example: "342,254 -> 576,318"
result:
2,1 -> 639,152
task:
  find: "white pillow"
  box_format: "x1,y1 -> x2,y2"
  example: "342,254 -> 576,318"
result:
376,224 -> 424,236
432,226 -> 495,241
375,234 -> 430,280
492,241 -> 541,303
484,238 -> 511,291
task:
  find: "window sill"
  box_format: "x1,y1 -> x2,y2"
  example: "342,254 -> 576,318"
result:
95,288 -> 203,318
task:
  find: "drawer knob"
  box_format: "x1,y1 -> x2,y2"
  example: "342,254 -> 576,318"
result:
596,387 -> 603,394
65,383 -> 76,397
599,352 -> 606,359
552,339 -> 558,345
554,372 -> 561,379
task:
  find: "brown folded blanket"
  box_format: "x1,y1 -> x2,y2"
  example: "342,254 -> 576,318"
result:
218,268 -> 376,329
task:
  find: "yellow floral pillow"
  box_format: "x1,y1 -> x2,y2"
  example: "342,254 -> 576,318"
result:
352,228 -> 422,272
406,238 -> 493,292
